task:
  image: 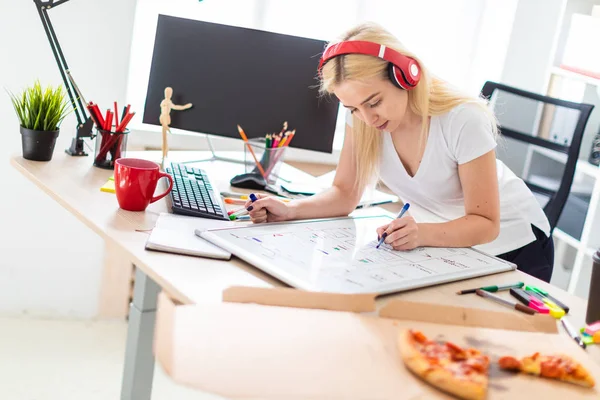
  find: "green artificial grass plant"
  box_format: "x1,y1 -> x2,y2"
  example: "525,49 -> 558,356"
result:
8,80 -> 71,132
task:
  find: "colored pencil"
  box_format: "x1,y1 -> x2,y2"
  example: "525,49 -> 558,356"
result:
224,198 -> 247,205
237,124 -> 266,178
264,129 -> 295,178
114,102 -> 120,129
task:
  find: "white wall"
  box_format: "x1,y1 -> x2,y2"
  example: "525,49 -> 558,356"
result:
468,0 -> 520,94
0,0 -> 136,318
553,0 -> 600,67
501,0 -> 567,93
358,0 -> 504,93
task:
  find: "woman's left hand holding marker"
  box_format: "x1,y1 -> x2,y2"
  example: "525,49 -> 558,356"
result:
246,193 -> 294,223
228,193 -> 258,220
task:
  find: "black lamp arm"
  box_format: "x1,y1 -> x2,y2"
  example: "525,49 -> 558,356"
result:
33,0 -> 94,156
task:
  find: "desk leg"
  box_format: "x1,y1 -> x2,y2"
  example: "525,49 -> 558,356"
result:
99,240 -> 134,319
120,266 -> 160,400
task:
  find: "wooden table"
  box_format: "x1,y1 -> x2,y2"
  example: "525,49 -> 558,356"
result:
10,140 -> 598,400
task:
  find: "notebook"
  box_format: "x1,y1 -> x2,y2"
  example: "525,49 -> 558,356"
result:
280,170 -> 399,208
145,213 -> 233,260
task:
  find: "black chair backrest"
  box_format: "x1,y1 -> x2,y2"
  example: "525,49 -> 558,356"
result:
480,81 -> 594,232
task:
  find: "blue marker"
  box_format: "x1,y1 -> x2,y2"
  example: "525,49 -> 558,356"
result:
376,203 -> 411,249
229,193 -> 259,220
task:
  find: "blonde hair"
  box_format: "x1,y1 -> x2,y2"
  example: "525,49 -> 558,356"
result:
319,22 -> 498,192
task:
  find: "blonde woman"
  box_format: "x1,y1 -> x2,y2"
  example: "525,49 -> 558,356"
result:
246,22 -> 553,282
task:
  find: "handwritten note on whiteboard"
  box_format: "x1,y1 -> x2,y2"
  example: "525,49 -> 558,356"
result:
200,215 -> 516,294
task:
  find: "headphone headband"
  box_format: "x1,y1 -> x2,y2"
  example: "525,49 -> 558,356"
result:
318,40 -> 421,90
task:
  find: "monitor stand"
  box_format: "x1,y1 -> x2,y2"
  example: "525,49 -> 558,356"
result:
180,134 -> 251,166
179,134 -> 292,184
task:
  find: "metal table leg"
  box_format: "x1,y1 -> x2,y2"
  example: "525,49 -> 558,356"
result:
121,267 -> 161,400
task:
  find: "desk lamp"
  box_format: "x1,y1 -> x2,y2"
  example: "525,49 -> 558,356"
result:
33,0 -> 94,156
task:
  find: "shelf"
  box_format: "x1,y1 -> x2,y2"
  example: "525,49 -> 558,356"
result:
551,66 -> 600,88
578,159 -> 600,177
530,147 -> 599,178
553,226 -> 599,257
553,227 -> 582,249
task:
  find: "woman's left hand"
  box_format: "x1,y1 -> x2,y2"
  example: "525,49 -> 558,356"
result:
376,216 -> 420,250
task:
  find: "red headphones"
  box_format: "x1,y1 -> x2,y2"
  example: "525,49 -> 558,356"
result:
318,40 -> 421,90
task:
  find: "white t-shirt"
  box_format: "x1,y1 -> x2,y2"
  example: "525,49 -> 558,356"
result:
346,103 -> 551,256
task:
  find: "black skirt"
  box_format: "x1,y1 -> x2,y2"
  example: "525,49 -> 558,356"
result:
497,225 -> 554,283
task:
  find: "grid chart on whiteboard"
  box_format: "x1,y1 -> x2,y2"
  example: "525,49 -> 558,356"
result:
204,216 -> 510,293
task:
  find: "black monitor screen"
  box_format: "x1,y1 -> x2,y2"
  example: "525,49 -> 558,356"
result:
143,15 -> 340,153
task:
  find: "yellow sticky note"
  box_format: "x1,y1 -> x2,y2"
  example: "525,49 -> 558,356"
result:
100,178 -> 115,194
594,331 -> 600,344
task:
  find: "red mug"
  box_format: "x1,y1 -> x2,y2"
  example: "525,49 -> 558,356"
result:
114,158 -> 173,211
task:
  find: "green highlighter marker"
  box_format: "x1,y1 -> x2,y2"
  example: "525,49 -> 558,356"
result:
457,282 -> 524,295
525,287 -> 564,318
526,285 -> 570,313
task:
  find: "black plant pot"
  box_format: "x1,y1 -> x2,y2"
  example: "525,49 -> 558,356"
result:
20,126 -> 59,161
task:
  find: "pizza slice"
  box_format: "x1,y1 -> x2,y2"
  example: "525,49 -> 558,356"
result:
498,352 -> 595,388
397,329 -> 489,400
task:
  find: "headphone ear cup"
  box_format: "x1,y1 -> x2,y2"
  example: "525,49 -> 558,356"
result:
387,63 -> 404,89
388,63 -> 408,90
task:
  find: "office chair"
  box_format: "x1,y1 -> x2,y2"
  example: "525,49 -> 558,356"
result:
480,81 -> 594,234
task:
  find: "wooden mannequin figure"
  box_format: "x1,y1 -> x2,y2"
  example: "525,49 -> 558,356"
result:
159,87 -> 192,166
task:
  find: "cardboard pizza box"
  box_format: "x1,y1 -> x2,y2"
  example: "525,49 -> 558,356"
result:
153,286 -> 599,399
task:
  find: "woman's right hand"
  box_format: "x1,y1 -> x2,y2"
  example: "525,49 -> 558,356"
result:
245,193 -> 294,223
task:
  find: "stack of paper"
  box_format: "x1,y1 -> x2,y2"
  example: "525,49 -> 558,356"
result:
145,213 -> 233,260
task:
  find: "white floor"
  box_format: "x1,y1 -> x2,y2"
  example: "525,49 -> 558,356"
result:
0,316 -> 226,400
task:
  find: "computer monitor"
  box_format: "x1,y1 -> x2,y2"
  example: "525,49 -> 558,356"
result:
142,15 -> 340,154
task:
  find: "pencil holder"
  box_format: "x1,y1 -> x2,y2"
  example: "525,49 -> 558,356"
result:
93,128 -> 129,169
245,137 -> 287,185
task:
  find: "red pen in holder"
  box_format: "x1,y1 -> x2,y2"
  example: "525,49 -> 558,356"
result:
88,101 -> 134,169
93,127 -> 129,169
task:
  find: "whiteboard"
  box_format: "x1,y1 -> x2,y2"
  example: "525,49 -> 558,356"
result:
199,215 -> 516,294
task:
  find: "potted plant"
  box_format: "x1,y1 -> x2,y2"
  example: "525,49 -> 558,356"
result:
8,80 -> 71,161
